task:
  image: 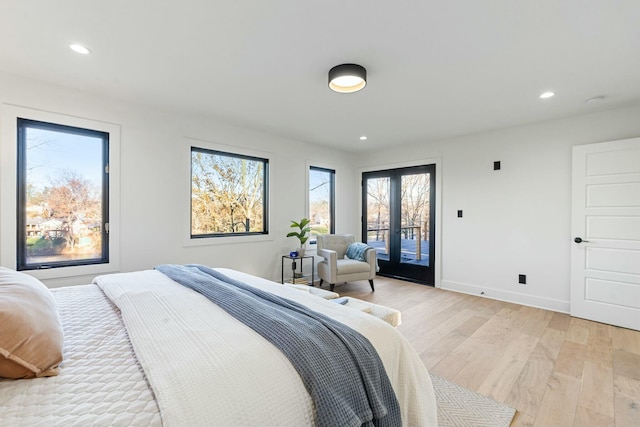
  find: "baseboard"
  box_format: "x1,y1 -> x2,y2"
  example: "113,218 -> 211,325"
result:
440,280 -> 570,314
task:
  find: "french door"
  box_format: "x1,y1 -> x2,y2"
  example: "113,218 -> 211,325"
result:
362,164 -> 436,285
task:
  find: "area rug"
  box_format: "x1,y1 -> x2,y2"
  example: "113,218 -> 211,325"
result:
431,374 -> 516,427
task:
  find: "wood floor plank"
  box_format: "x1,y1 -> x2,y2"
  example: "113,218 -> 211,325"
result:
406,308 -> 478,357
428,353 -> 467,379
477,334 -> 539,401
538,327 -> 566,360
505,328 -> 566,417
553,340 -> 587,378
511,412 -> 535,427
614,374 -> 640,400
519,306 -> 554,338
577,360 -> 615,418
533,372 -> 581,427
452,344 -> 503,390
612,326 -> 640,356
613,349 -> 640,381
586,321 -> 613,366
615,394 -> 640,426
450,312 -> 523,362
613,374 -> 640,425
566,317 -> 591,345
574,405 -> 614,427
417,315 -> 487,369
547,311 -> 571,332
337,276 -> 640,427
504,341 -> 556,417
418,329 -> 469,369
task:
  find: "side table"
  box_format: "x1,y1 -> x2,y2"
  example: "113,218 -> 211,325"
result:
281,254 -> 314,286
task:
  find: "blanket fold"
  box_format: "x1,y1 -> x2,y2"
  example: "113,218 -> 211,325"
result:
155,264 -> 401,427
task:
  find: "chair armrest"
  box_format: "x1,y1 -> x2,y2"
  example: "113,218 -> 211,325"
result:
317,248 -> 338,282
317,248 -> 337,262
365,248 -> 378,276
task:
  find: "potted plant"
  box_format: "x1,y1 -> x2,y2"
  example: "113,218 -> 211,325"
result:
287,218 -> 311,256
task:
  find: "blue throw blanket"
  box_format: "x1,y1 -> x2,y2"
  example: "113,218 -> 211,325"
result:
346,242 -> 373,261
155,264 -> 401,427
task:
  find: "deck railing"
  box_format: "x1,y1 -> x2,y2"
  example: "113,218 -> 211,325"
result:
366,225 -> 423,260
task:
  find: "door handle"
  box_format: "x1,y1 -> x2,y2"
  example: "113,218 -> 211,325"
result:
574,237 -> 590,243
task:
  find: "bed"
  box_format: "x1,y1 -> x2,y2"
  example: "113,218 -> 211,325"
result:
0,265 -> 437,426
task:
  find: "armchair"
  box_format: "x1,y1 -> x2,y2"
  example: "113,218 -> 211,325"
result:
316,234 -> 376,292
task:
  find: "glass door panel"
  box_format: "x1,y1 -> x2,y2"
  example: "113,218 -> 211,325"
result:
365,177 -> 390,262
400,173 -> 430,266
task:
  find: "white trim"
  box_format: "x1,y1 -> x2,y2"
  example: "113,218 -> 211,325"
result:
359,157 -> 442,288
441,279 -> 570,313
182,137 -> 274,247
0,104 -> 121,279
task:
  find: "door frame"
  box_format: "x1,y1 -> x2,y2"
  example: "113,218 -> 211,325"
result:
359,158 -> 442,288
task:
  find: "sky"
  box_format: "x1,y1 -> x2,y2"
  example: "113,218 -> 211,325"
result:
309,168 -> 330,204
25,126 -> 103,190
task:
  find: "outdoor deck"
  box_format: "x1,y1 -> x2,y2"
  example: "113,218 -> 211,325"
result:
368,238 -> 430,267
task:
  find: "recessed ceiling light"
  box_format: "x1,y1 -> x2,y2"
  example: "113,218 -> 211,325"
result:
539,91 -> 555,99
70,44 -> 91,55
360,136 -> 367,141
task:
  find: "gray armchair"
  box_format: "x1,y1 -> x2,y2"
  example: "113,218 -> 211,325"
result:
316,234 -> 376,292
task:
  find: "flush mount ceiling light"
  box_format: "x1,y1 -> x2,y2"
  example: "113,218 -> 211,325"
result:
69,44 -> 91,55
539,91 -> 555,99
328,64 -> 367,93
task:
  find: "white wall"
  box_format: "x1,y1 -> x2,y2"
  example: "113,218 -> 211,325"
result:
0,71 -> 359,286
4,69 -> 640,312
357,103 -> 640,312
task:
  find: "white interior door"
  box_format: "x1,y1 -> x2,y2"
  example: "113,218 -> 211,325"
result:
571,137 -> 640,331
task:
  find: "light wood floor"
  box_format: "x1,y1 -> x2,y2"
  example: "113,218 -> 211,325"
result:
337,276 -> 640,427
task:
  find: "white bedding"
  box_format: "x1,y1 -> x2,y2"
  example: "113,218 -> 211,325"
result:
0,284 -> 161,427
1,267 -> 437,426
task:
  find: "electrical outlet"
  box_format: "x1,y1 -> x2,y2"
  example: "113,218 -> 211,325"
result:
457,210 -> 463,218
494,161 -> 501,170
518,274 -> 526,284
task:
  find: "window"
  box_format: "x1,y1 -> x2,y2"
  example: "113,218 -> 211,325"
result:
309,166 -> 335,241
17,118 -> 109,270
191,147 -> 268,237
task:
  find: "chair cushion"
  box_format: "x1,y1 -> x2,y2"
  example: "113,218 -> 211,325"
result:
336,259 -> 371,275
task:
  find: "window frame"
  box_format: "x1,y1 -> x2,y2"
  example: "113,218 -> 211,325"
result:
16,118 -> 110,271
308,165 -> 336,244
190,146 -> 269,239
0,105 -> 120,280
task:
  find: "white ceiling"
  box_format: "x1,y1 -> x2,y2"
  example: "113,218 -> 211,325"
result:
1,1 -> 639,152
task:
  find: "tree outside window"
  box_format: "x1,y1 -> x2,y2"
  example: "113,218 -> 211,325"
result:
309,166 -> 335,240
191,147 -> 268,237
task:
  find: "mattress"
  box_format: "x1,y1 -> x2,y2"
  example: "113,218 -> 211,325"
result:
0,284 -> 162,426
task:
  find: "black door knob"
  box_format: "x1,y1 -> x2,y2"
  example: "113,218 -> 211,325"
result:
574,237 -> 589,243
